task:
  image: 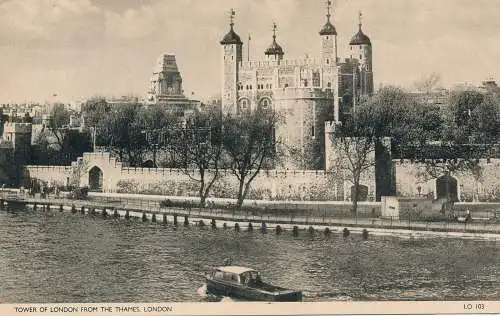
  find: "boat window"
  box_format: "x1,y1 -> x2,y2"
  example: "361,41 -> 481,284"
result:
214,271 -> 224,279
223,272 -> 234,281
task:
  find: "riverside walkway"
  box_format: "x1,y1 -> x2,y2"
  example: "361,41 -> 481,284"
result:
1,193 -> 499,239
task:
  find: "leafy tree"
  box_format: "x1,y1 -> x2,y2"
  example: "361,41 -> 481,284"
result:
135,106 -> 178,167
97,103 -> 146,166
81,97 -> 111,127
170,108 -> 224,206
47,103 -> 70,149
221,109 -> 278,208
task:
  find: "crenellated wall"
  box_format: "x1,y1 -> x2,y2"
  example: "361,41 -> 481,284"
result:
25,151 -> 377,201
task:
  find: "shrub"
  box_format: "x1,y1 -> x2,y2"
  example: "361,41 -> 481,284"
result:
159,199 -> 173,208
69,186 -> 89,200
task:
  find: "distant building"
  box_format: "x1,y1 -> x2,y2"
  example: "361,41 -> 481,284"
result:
408,89 -> 450,107
146,54 -> 201,116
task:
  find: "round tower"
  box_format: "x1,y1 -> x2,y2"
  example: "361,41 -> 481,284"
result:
349,11 -> 373,96
220,9 -> 243,113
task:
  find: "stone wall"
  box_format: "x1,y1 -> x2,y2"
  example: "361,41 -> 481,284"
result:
25,165 -> 72,186
117,168 -> 341,200
25,151 -> 379,201
394,159 -> 500,202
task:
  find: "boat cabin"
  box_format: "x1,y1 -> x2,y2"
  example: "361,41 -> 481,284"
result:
211,266 -> 262,286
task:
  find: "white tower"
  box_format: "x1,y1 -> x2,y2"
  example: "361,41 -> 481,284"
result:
220,9 -> 243,113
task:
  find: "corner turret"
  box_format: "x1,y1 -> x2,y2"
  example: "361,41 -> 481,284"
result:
221,9 -> 243,113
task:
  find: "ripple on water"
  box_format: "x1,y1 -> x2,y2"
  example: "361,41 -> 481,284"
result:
0,207 -> 498,303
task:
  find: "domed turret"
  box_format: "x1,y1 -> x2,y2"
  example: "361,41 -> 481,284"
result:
319,21 -> 337,36
319,0 -> 338,66
349,12 -> 371,46
319,1 -> 337,36
265,23 -> 284,61
220,9 -> 243,45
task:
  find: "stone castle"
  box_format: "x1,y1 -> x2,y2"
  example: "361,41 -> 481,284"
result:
3,4 -> 499,206
220,3 -> 373,169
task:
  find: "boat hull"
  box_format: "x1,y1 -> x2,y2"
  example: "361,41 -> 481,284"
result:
206,278 -> 302,302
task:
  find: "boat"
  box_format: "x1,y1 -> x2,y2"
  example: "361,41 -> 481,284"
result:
205,266 -> 302,302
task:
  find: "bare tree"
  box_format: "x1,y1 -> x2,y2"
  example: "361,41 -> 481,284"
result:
414,72 -> 442,94
47,103 -> 70,150
221,109 -> 278,208
329,107 -> 377,213
171,109 -> 224,207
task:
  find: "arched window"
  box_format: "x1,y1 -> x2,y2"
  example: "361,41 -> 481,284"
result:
238,98 -> 251,115
259,98 -> 272,111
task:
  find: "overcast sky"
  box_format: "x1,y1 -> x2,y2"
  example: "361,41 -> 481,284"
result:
0,0 -> 499,104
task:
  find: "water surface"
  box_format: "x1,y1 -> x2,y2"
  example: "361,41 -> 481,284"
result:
0,206 -> 498,302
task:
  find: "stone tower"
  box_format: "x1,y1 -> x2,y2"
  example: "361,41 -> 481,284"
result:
319,1 -> 338,67
218,4 -> 374,170
319,0 -> 340,122
2,122 -> 32,165
148,54 -> 184,103
220,9 -> 243,113
349,11 -> 373,97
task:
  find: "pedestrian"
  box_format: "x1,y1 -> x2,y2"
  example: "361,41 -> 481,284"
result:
466,208 -> 472,223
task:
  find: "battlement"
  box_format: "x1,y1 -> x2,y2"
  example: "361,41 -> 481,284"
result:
240,57 -> 321,70
2,122 -> 32,134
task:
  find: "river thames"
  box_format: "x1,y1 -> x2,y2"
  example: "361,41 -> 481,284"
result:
0,206 -> 498,303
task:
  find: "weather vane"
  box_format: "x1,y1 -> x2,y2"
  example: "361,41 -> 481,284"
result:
326,0 -> 332,20
229,8 -> 235,26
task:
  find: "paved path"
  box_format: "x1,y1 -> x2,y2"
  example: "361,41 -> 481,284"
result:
4,195 -> 500,235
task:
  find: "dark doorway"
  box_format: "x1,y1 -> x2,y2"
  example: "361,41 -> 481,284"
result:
142,159 -> 157,168
436,174 -> 458,202
89,166 -> 103,192
351,184 -> 368,201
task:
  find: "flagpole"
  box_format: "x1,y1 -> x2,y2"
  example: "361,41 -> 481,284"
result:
248,34 -> 251,61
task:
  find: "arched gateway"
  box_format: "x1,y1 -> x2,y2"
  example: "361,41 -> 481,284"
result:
88,166 -> 103,192
436,174 -> 458,202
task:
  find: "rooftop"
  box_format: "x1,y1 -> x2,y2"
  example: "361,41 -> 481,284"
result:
216,266 -> 257,274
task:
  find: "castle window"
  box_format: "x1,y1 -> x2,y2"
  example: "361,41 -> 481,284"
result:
284,83 -> 289,88
303,80 -> 308,87
270,84 -> 272,89
327,82 -> 331,88
259,98 -> 271,110
231,56 -> 234,60
360,55 -> 362,60
311,126 -> 315,137
326,36 -> 329,40
250,85 -> 253,90
326,59 -> 329,64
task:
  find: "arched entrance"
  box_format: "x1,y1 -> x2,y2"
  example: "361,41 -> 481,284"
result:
89,166 -> 103,192
436,174 -> 458,202
351,184 -> 368,201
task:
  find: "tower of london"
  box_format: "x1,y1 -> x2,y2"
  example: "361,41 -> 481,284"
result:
220,2 -> 373,170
